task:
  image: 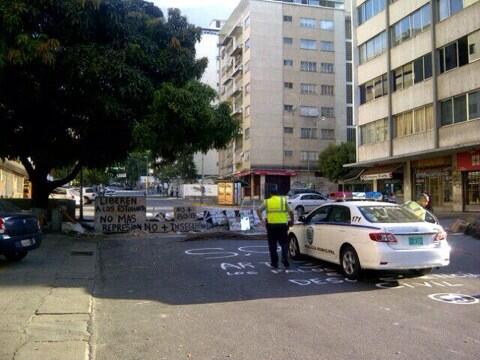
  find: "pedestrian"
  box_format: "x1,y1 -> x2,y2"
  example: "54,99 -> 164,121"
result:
256,189 -> 294,269
404,193 -> 431,221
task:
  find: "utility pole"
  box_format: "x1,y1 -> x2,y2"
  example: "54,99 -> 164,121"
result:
200,152 -> 205,205
79,167 -> 84,221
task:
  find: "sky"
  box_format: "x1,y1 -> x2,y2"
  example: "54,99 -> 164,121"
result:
152,0 -> 241,27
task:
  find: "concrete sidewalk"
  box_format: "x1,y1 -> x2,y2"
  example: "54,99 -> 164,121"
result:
0,234 -> 98,360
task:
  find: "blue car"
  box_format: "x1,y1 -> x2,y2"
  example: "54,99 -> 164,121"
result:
0,200 -> 42,261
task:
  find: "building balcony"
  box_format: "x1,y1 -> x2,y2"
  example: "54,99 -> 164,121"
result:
231,64 -> 243,78
230,43 -> 243,57
231,104 -> 243,116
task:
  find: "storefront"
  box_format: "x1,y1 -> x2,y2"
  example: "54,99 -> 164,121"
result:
236,169 -> 297,199
360,164 -> 404,202
412,157 -> 453,211
457,150 -> 480,212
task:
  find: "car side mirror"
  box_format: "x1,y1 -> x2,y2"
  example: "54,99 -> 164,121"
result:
298,215 -> 306,223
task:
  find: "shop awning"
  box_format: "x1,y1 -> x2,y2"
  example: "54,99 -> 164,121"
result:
360,164 -> 403,181
339,168 -> 365,183
235,169 -> 297,177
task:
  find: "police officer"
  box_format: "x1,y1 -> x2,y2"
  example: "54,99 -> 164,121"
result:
257,188 -> 294,269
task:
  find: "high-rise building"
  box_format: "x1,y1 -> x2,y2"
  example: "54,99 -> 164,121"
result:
218,0 -> 351,198
351,0 -> 480,212
193,20 -> 226,180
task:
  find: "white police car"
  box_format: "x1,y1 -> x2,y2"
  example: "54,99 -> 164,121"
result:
288,195 -> 450,280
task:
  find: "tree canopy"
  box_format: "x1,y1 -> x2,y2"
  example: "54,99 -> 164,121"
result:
317,142 -> 356,182
0,0 -> 238,207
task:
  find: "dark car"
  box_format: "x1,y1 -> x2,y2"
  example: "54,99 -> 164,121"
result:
0,200 -> 42,261
287,188 -> 324,198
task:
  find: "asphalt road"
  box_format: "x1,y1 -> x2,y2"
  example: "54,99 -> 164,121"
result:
91,230 -> 480,360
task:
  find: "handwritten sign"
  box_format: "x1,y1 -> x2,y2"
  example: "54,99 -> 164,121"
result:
144,221 -> 206,233
94,196 -> 146,233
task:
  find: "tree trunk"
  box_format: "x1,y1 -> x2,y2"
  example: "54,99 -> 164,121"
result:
31,179 -> 51,209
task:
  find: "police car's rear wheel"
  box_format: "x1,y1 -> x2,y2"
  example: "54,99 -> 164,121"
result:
341,246 -> 361,280
288,234 -> 302,260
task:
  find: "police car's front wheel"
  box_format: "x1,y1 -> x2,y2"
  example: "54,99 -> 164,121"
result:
288,234 -> 302,260
341,246 -> 361,280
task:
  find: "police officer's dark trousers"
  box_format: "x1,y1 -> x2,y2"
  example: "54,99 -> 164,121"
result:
266,223 -> 289,266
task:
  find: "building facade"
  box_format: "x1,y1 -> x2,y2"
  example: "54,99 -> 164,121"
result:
352,0 -> 480,212
218,0 -> 352,198
0,160 -> 29,199
193,20 -> 226,179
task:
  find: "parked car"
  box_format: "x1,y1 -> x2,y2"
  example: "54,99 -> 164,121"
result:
49,187 -> 81,206
0,200 -> 42,261
288,201 -> 450,280
81,187 -> 97,204
287,188 -> 324,198
287,193 -> 330,216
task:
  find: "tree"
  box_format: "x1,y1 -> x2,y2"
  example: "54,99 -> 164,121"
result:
317,142 -> 356,182
52,167 -> 111,186
0,0 -> 238,209
155,155 -> 197,183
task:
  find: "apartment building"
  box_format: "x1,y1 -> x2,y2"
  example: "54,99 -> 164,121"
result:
0,159 -> 29,199
193,20 -> 226,180
218,0 -> 352,198
352,0 -> 480,212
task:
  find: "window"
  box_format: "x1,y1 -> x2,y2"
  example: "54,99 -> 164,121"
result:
321,84 -> 334,96
284,127 -> 294,134
437,0 -> 479,21
346,107 -> 353,126
438,36 -> 471,74
245,105 -> 250,116
346,84 -> 352,103
300,151 -> 318,161
245,83 -> 250,94
301,128 -> 317,139
346,42 -> 352,61
393,54 -> 432,91
284,104 -> 294,112
244,128 -> 250,140
391,4 -> 431,47
245,38 -> 251,50
300,17 -> 316,28
346,63 -> 352,82
469,90 -> 480,120
403,63 -> 413,88
284,59 -> 293,66
441,93 -> 475,125
327,206 -> 351,223
345,18 -> 352,39
360,118 -> 388,144
301,83 -> 316,95
357,0 -> 386,25
359,32 -> 387,64
394,104 -> 434,137
440,99 -> 453,125
284,150 -> 293,157
244,60 -> 250,73
284,82 -> 293,89
359,74 -> 388,104
300,106 -> 319,117
321,107 -> 335,118
321,129 -> 335,140
300,39 -> 317,50
320,20 -> 334,31
321,62 -> 334,73
283,37 -> 293,45
301,61 -> 317,72
308,206 -> 331,224
284,15 -> 293,22
320,41 -> 334,52
469,30 -> 480,63
244,15 -> 250,29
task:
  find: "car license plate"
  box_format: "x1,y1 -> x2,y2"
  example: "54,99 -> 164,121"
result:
408,236 -> 423,246
21,239 -> 34,247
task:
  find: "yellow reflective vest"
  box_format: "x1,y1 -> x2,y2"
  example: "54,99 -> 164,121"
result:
265,196 -> 288,224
